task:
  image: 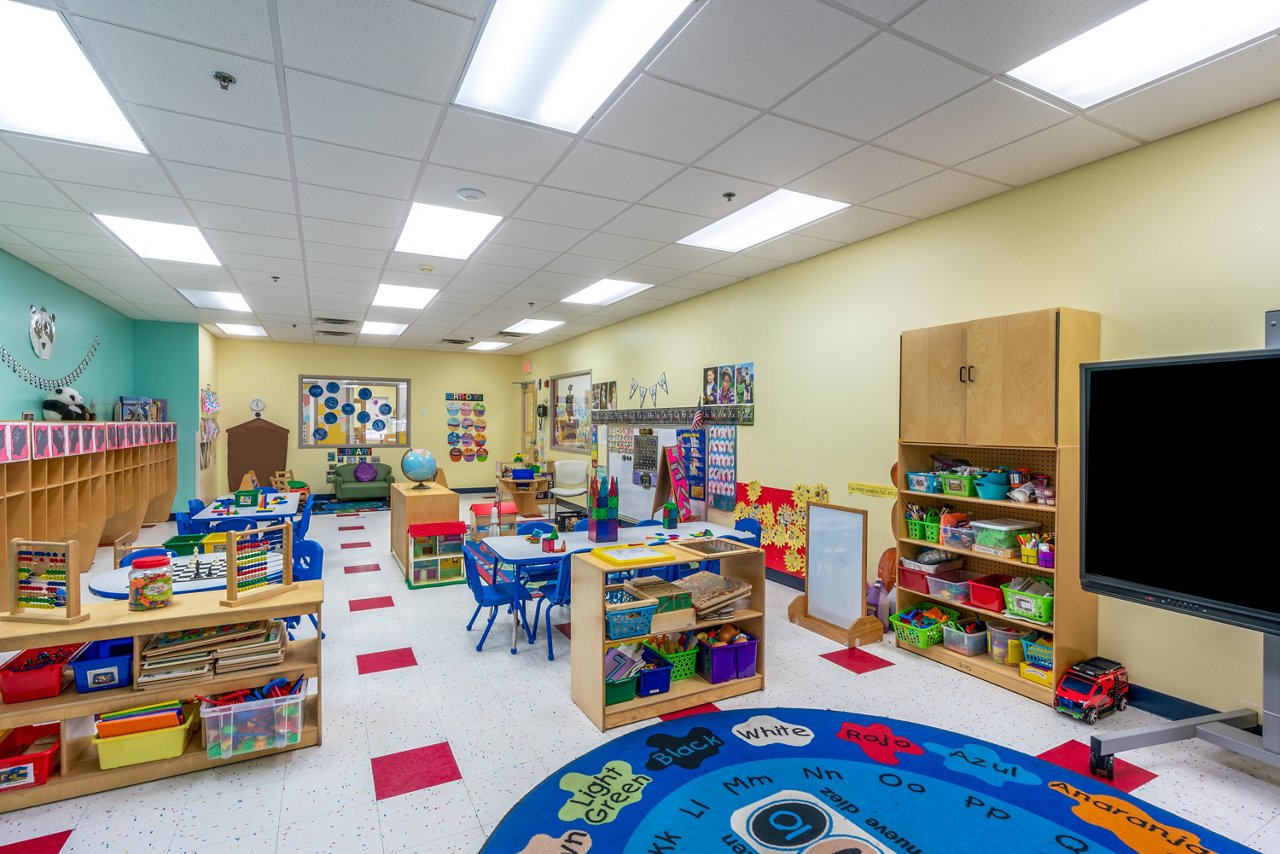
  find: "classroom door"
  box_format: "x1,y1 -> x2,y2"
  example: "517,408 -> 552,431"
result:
900,322 -> 967,444
521,382 -> 536,455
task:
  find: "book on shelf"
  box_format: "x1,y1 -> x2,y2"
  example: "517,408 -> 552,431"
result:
142,621 -> 270,659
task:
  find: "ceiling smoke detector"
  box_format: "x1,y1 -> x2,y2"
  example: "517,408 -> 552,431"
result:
456,188 -> 485,202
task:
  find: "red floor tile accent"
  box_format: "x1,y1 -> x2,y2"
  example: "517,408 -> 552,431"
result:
661,703 -> 720,721
349,595 -> 395,612
336,512 -> 360,517
141,523 -> 155,529
357,647 -> 418,675
345,563 -> 381,574
820,647 -> 894,675
340,541 -> 372,550
371,742 -> 461,800
0,830 -> 73,854
555,622 -> 571,638
1036,740 -> 1157,793
338,525 -> 365,531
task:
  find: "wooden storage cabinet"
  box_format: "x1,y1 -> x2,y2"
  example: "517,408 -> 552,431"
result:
900,308 -> 1099,448
571,546 -> 766,731
0,582 -> 323,812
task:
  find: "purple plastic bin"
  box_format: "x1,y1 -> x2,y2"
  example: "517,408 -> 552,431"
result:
636,648 -> 673,697
696,633 -> 759,684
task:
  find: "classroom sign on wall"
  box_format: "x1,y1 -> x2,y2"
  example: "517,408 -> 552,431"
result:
445,393 -> 487,463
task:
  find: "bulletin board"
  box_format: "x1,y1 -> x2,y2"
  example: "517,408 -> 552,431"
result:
598,423 -> 706,522
788,502 -> 883,647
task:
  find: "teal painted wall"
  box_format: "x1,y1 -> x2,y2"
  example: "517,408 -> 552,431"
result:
133,321 -> 198,512
0,249 -> 135,418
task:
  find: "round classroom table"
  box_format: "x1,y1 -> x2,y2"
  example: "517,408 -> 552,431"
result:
89,552 -> 286,600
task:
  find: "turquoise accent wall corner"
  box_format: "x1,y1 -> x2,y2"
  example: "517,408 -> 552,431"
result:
132,321 -> 198,512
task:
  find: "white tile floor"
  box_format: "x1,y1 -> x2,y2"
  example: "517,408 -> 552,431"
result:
3,503 -> 1277,852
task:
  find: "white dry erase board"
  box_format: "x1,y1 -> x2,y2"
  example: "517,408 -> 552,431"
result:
597,423 -> 706,522
789,502 -> 882,647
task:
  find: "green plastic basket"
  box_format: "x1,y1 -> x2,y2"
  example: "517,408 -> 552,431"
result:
890,605 -> 960,649
941,475 -> 977,497
163,534 -> 205,556
1002,577 -> 1055,622
604,676 -> 637,705
645,643 -> 698,681
905,518 -> 926,539
921,522 -> 940,543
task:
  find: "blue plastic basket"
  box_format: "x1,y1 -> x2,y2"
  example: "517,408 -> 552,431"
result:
604,586 -> 658,640
1021,637 -> 1054,669
71,638 -> 133,693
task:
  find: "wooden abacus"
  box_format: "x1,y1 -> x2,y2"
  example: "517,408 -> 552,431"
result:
2,538 -> 88,624
221,521 -> 295,607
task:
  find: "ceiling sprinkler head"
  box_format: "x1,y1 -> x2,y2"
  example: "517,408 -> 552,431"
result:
723,191 -> 736,202
213,71 -> 236,90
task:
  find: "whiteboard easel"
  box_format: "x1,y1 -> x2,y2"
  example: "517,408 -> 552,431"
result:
788,502 -> 882,647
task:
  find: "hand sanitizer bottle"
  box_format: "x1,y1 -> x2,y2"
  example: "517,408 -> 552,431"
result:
489,502 -> 500,538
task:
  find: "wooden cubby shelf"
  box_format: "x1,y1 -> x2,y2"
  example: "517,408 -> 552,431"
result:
899,489 -> 1058,513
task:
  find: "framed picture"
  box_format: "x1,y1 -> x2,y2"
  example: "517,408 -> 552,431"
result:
298,375 -> 409,449
551,370 -> 591,453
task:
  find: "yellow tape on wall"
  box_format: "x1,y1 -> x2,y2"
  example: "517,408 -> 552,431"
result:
846,482 -> 897,499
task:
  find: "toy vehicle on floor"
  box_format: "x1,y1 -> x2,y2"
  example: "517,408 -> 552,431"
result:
1055,656 -> 1128,727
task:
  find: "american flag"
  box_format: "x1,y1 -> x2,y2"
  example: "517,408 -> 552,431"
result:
691,399 -> 704,431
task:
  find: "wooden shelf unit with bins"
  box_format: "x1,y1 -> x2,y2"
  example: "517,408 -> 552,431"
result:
896,307 -> 1100,705
571,544 -> 766,731
0,581 -> 323,813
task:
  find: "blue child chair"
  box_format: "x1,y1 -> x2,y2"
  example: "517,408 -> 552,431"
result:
293,494 -> 315,541
733,517 -> 762,546
573,517 -> 590,532
286,539 -> 324,639
635,519 -> 662,527
186,499 -> 210,535
211,518 -> 258,533
174,512 -> 196,536
528,549 -> 587,661
118,548 -> 176,568
464,544 -> 533,654
517,520 -> 556,536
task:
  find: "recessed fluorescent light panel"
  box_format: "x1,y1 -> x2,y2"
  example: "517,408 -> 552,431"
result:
561,279 -> 653,307
504,318 -> 564,334
1008,0 -> 1280,108
678,190 -> 848,253
178,289 -> 250,312
394,203 -> 501,260
456,0 -> 691,132
361,321 -> 408,336
0,2 -> 146,152
95,215 -> 220,265
216,323 -> 265,337
373,283 -> 439,310
468,341 -> 510,351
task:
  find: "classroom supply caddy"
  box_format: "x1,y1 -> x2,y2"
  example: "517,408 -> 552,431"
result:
603,584 -> 658,640
0,582 -> 323,814
201,680 -> 307,760
572,543 -> 766,731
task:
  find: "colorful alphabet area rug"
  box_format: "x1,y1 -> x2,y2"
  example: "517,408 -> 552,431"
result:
484,708 -> 1249,854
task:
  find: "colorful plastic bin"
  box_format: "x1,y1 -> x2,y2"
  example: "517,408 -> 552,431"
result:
646,643 -> 698,681
636,648 -> 674,697
942,623 -> 989,656
940,526 -> 975,550
697,633 -> 759,684
93,706 -> 198,770
905,472 -> 943,493
988,623 -> 1035,666
890,606 -> 960,649
603,585 -> 658,640
1020,661 -> 1055,687
604,676 -> 637,706
0,723 -> 60,791
200,682 -> 307,760
942,474 -> 978,497
0,644 -> 85,703
71,638 -> 133,693
200,532 -> 228,554
1002,577 -> 1056,623
967,574 -> 1014,612
925,569 -> 983,602
163,534 -> 206,556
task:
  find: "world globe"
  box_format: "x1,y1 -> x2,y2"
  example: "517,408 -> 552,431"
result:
401,448 -> 438,489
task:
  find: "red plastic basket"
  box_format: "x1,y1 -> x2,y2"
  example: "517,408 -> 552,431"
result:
0,723 -> 60,792
967,574 -> 1013,612
0,644 -> 86,703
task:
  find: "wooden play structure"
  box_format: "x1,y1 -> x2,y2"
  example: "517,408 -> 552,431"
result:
222,521 -> 295,607
2,538 -> 86,625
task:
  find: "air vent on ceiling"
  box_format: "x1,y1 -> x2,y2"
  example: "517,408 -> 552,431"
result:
441,338 -> 469,345
316,330 -> 353,337
498,331 -> 526,338
313,317 -> 356,326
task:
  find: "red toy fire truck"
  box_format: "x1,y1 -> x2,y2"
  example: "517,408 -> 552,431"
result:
1055,656 -> 1129,725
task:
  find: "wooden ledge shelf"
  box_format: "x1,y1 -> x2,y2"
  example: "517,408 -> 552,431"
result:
604,674 -> 763,728
602,609 -> 764,649
899,489 -> 1057,513
897,537 -> 1054,572
899,642 -> 1052,704
898,591 -> 1052,635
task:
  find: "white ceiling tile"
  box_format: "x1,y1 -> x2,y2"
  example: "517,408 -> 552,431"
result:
0,173 -> 75,209
61,0 -> 275,59
601,205 -> 711,244
569,232 -> 664,263
643,168 -> 773,218
542,254 -> 627,278
877,81 -> 1070,166
132,106 -> 290,178
205,230 -> 301,259
470,243 -> 558,270
303,242 -> 387,268
699,115 -> 857,185
787,145 -> 941,204
743,233 -> 844,263
433,288 -> 496,307
896,0 -> 1143,72
164,162 -> 295,213
48,250 -> 151,273
794,205 -> 915,243
458,262 -> 532,285
276,0 -> 471,100
56,182 -> 193,223
292,138 -> 420,198
297,184 -> 407,229
668,271 -> 744,292
777,33 -> 987,141
0,138 -> 39,175
7,226 -> 128,256
70,18 -> 282,131
1088,37 -> 1280,143
79,267 -> 166,286
414,164 -> 534,218
960,117 -> 1139,185
612,264 -> 685,285
637,243 -> 726,271
4,137 -> 172,194
305,262 -> 380,283
519,271 -> 595,293
828,0 -> 920,23
221,254 -> 304,276
648,0 -> 875,108
383,254 -> 465,277
285,70 -> 440,160
189,201 -> 300,239
300,217 -> 393,251
514,187 -> 628,231
545,142 -> 682,203
588,76 -> 757,162
1,244 -> 59,266
0,203 -> 99,234
489,220 -> 588,253
701,255 -> 788,278
865,170 -> 1008,218
430,110 -> 573,184
145,261 -> 232,281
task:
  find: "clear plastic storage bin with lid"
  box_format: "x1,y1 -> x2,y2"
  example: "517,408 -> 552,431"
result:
969,519 -> 1040,550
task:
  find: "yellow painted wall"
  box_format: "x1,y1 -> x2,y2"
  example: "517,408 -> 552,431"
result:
526,98 -> 1280,712
211,339 -> 521,494
197,326 -> 219,503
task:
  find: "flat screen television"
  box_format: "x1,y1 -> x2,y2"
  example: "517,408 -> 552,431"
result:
1081,348 -> 1280,636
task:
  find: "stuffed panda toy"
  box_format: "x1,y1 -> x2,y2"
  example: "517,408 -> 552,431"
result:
43,387 -> 86,421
